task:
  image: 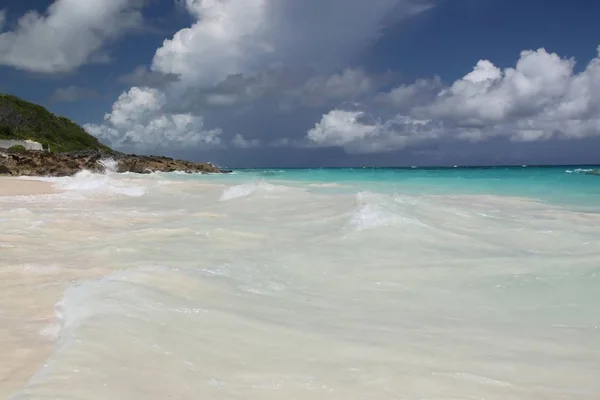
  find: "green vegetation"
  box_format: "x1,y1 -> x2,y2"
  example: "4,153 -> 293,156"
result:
0,94 -> 114,153
8,144 -> 27,153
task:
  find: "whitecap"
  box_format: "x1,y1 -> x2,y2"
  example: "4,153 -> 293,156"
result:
46,170 -> 146,197
349,191 -> 425,230
219,180 -> 290,201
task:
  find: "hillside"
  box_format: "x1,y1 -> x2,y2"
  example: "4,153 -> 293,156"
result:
0,94 -> 114,153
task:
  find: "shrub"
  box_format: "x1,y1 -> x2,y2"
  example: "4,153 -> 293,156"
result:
0,94 -> 114,153
9,144 -> 27,153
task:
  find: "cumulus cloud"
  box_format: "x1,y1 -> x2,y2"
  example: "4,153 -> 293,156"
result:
307,110 -> 441,154
0,0 -> 145,73
91,0 -> 433,151
307,46 -> 600,153
84,87 -> 222,150
153,0 -> 429,85
429,49 -> 576,123
152,0 -> 270,86
51,85 -> 98,102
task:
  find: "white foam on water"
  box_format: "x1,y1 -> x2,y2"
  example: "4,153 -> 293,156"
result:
307,183 -> 344,188
52,170 -> 146,197
219,180 -> 291,201
351,192 -> 399,229
98,158 -> 118,173
349,191 -> 434,230
14,158 -> 146,199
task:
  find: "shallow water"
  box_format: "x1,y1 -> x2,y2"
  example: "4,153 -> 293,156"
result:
1,166 -> 599,399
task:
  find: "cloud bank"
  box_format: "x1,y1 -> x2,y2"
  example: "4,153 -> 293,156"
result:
308,46 -> 600,153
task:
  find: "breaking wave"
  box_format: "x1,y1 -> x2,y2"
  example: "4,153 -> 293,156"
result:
565,168 -> 594,174
25,159 -> 146,198
349,191 -> 431,230
54,171 -> 146,197
219,181 -> 292,201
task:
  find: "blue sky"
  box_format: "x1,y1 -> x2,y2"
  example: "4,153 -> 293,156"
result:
1,0 -> 599,167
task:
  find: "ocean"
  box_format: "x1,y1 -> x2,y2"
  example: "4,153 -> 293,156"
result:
1,165 -> 599,399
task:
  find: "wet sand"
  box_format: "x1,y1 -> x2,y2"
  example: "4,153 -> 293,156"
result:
0,178 -> 57,196
0,177 -> 59,397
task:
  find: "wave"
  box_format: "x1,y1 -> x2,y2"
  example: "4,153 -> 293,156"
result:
219,181 -> 292,201
349,191 -> 429,230
54,171 -> 146,197
11,266 -> 230,399
25,159 -> 146,198
97,158 -> 118,173
307,183 -> 344,188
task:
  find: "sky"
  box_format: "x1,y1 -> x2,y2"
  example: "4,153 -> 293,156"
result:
1,0 -> 600,167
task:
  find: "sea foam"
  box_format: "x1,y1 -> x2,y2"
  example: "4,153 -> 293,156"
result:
219,180 -> 291,201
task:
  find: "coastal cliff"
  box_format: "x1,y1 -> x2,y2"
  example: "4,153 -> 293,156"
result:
0,94 -> 230,176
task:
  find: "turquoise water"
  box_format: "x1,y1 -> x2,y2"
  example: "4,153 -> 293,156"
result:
198,166 -> 600,209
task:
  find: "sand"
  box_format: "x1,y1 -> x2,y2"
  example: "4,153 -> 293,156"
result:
0,178 -> 57,196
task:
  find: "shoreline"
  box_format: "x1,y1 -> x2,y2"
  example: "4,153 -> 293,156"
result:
0,177 -> 57,196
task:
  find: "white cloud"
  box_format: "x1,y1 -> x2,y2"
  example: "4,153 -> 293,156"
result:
307,45 -> 600,153
84,87 -> 222,149
153,1 -> 431,86
0,0 -> 144,73
430,48 -> 576,123
92,0 -> 434,151
307,110 -> 440,154
308,110 -> 377,147
152,0 -> 270,86
231,134 -> 260,149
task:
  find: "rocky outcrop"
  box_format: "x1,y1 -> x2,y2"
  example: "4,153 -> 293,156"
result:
0,149 -> 231,176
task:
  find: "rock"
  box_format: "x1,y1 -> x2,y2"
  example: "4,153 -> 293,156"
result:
0,164 -> 12,175
0,149 -> 230,177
